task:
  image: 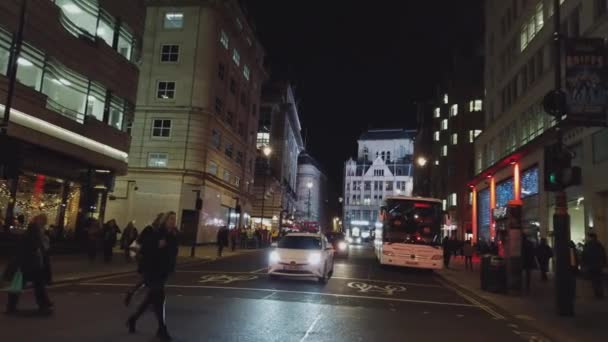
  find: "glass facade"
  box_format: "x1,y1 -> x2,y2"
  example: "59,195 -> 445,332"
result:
496,178 -> 514,207
478,188 -> 491,242
521,167 -> 539,198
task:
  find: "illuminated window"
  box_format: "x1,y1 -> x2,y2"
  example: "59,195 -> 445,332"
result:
256,132 -> 270,148
469,100 -> 483,111
117,25 -> 135,60
441,119 -> 448,130
443,94 -> 448,104
232,48 -> 240,66
441,145 -> 448,157
469,130 -> 482,143
520,3 -> 543,51
156,81 -> 176,99
164,12 -> 184,29
449,193 -> 457,206
434,131 -> 440,141
160,44 -> 179,62
148,153 -> 168,168
220,30 -> 229,49
451,133 -> 458,145
434,107 -> 441,118
246,36 -> 253,47
450,104 -> 458,116
442,199 -> 447,211
435,160 -> 439,166
243,65 -> 251,81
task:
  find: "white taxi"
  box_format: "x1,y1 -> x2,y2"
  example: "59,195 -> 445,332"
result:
268,233 -> 335,284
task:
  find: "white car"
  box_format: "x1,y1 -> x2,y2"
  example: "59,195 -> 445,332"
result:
268,233 -> 335,284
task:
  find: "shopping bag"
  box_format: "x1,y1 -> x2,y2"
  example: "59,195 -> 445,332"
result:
8,270 -> 23,293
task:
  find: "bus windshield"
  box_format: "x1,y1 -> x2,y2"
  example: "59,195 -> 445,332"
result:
381,199 -> 442,245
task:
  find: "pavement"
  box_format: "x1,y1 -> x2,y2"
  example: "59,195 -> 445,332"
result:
439,256 -> 608,342
0,244 -> 557,342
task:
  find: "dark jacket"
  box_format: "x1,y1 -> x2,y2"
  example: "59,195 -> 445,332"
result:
217,228 -> 229,247
521,239 -> 538,270
103,223 -> 121,246
536,243 -> 553,271
3,224 -> 45,282
582,240 -> 607,271
137,225 -> 177,280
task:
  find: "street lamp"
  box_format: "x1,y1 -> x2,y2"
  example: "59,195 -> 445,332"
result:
416,156 -> 428,167
260,146 -> 272,230
306,181 -> 313,220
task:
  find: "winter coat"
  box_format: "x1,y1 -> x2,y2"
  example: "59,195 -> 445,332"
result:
3,224 -> 46,283
536,244 -> 553,271
521,239 -> 538,270
137,225 -> 177,280
217,228 -> 229,247
582,240 -> 607,272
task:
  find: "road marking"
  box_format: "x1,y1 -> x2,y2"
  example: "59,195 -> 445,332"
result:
177,270 -> 262,274
199,274 -> 259,284
262,292 -> 276,300
347,282 -> 407,295
435,277 -> 506,320
331,276 -> 442,288
300,315 -> 321,342
250,267 -> 269,274
79,282 -> 479,308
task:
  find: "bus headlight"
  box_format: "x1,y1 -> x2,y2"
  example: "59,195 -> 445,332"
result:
338,242 -> 348,251
308,253 -> 322,265
269,251 -> 280,263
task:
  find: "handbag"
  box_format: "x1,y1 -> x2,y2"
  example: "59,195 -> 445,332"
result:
8,270 -> 23,293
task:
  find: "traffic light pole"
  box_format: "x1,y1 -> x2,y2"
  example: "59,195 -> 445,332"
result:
552,0 -> 575,316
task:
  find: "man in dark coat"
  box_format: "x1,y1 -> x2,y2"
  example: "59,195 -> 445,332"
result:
582,233 -> 607,298
217,226 -> 229,257
102,219 -> 121,263
4,214 -> 53,314
521,237 -> 538,292
536,238 -> 553,281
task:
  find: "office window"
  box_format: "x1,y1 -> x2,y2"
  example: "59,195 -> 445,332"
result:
243,65 -> 250,81
223,170 -> 231,182
443,94 -> 449,104
156,81 -> 175,99
96,13 -> 114,47
225,143 -> 234,158
117,25 -> 135,61
451,133 -> 458,145
469,100 -> 483,112
441,119 -> 448,130
16,44 -> 44,91
234,176 -> 240,187
374,169 -> 384,176
152,119 -> 172,138
220,30 -> 229,49
218,63 -> 225,80
236,151 -> 243,165
435,160 -> 440,166
108,96 -> 125,130
215,97 -> 224,114
235,18 -> 243,31
441,145 -> 448,157
256,132 -> 270,148
42,61 -> 88,123
434,107 -> 441,118
207,161 -> 218,176
520,3 -> 543,51
164,12 -> 184,29
434,131 -> 440,141
232,48 -> 240,66
449,193 -> 457,207
148,153 -> 168,168
56,0 -> 97,36
211,129 -> 221,149
469,130 -> 482,143
86,82 -> 106,121
160,45 -> 179,62
225,111 -> 234,126
364,181 -> 371,191
450,104 -> 458,116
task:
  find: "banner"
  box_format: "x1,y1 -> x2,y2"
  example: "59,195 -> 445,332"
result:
564,38 -> 608,126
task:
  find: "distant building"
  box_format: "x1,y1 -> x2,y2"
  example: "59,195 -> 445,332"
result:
251,81 -> 304,231
413,49 -> 484,239
343,129 -> 415,240
106,0 -> 266,243
0,0 -> 144,232
296,152 -> 330,231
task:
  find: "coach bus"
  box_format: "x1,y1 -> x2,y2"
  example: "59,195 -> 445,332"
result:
374,196 -> 444,270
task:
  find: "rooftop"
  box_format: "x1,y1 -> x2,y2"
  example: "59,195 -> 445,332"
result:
358,129 -> 416,141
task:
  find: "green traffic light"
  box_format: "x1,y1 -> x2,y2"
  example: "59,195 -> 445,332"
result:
549,173 -> 557,184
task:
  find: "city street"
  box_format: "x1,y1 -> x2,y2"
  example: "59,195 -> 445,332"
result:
0,245 -> 550,342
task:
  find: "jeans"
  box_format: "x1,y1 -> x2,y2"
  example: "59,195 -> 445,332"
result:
6,278 -> 51,312
130,277 -> 167,331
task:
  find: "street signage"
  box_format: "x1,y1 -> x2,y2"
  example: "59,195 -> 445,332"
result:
564,38 -> 608,127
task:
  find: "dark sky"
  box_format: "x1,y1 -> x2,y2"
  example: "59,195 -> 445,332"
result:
244,0 -> 483,184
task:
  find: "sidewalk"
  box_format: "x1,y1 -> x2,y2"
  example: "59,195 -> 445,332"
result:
438,257 -> 608,342
1,245 -> 258,286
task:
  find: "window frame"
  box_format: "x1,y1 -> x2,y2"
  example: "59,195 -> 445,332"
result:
156,81 -> 176,100
160,44 -> 180,63
147,152 -> 169,168
151,119 -> 172,139
163,12 -> 184,29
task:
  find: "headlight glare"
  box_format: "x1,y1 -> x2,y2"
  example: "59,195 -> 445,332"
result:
338,241 -> 348,251
269,251 -> 280,263
308,253 -> 321,265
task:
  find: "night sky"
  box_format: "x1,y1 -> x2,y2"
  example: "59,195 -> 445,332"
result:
244,0 -> 483,184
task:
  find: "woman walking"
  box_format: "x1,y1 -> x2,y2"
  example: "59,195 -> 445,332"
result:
126,212 -> 178,340
121,221 -> 139,262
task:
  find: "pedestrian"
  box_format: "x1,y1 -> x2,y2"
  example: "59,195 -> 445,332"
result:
463,239 -> 474,271
230,228 -> 238,252
442,236 -> 451,268
217,225 -> 229,257
124,214 -> 163,307
536,238 -> 553,282
582,233 -> 607,299
126,211 -> 178,340
4,214 -> 53,314
102,219 -> 121,263
84,218 -> 102,261
121,221 -> 139,262
521,236 -> 537,292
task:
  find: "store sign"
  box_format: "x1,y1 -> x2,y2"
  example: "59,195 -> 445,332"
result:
564,38 -> 608,127
492,206 -> 508,221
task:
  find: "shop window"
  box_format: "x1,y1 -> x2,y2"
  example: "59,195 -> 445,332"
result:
42,61 -> 88,123
521,167 -> 539,198
108,96 -> 125,130
164,12 -> 184,29
152,119 -> 172,138
478,188 -> 491,242
156,81 -> 176,99
86,82 -> 106,121
207,161 -> 218,176
56,0 -> 98,37
148,152 -> 168,168
16,44 -> 44,91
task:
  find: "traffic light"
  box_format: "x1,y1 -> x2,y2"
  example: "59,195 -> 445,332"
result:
544,144 -> 581,192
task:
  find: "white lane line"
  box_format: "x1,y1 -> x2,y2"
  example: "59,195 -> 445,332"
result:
250,267 -> 269,274
330,276 -> 442,288
300,315 -> 322,342
79,282 -> 478,308
261,292 -> 276,300
435,277 -> 505,320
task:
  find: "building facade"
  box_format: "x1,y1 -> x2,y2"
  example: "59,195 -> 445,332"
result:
296,152 -> 330,231
105,0 -> 266,243
251,81 -> 304,231
343,129 -> 415,240
413,51 -> 485,239
472,0 -> 608,247
0,0 -> 144,236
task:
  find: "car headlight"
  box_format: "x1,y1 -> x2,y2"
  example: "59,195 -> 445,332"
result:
338,241 -> 348,251
269,251 -> 280,263
308,253 -> 322,265
356,238 -> 361,243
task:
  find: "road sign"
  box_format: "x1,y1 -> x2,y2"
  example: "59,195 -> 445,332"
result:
564,38 -> 608,127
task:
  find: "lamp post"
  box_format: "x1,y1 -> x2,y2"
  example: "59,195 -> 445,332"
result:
306,181 -> 313,220
260,146 -> 272,230
416,156 -> 428,167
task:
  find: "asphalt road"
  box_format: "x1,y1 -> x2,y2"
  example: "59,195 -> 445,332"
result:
0,245 -> 551,342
